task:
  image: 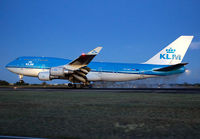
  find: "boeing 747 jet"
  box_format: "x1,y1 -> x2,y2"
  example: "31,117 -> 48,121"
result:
6,36 -> 193,87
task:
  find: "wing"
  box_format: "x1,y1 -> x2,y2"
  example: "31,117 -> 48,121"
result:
64,47 -> 103,70
39,47 -> 102,84
62,47 -> 102,83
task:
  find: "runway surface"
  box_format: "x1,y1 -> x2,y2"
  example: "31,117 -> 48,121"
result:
0,87 -> 200,94
0,135 -> 47,139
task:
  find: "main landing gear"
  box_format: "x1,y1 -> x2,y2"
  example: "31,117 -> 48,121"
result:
67,83 -> 93,88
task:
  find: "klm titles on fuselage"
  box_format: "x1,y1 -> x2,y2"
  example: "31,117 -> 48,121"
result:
160,48 -> 181,60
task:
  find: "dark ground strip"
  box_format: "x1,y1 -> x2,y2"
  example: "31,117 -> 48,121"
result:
0,87 -> 200,94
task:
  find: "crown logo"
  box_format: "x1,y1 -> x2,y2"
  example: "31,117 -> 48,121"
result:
166,48 -> 176,53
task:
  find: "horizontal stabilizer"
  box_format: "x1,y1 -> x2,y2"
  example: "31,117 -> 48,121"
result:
154,63 -> 188,72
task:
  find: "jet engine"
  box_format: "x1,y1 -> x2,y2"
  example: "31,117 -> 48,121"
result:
38,68 -> 74,81
50,67 -> 65,76
50,67 -> 73,76
38,66 -> 90,82
38,71 -> 51,81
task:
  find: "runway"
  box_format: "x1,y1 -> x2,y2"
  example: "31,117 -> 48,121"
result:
0,135 -> 47,139
0,87 -> 200,94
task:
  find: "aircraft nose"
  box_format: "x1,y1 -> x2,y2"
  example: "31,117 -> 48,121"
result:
5,63 -> 10,69
5,60 -> 17,73
5,60 -> 17,69
5,62 -> 12,71
5,62 -> 12,69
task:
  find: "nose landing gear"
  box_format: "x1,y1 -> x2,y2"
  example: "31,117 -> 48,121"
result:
19,75 -> 24,83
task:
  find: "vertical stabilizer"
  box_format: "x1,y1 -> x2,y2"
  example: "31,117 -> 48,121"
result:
144,36 -> 193,65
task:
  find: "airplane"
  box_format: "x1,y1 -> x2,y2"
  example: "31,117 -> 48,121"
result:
6,36 -> 193,88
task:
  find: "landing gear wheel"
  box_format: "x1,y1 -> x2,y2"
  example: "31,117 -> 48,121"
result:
73,84 -> 77,89
80,84 -> 85,88
88,84 -> 93,88
68,83 -> 78,88
68,83 -> 73,88
19,80 -> 24,84
83,83 -> 93,88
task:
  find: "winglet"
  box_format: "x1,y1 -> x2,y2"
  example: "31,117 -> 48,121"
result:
87,47 -> 103,55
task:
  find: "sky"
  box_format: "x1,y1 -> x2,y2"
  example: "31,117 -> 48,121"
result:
0,0 -> 200,84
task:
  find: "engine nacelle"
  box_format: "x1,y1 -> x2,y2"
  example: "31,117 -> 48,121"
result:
38,71 -> 51,81
50,67 -> 65,76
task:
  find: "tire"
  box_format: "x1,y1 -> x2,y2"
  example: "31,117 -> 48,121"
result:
68,83 -> 73,88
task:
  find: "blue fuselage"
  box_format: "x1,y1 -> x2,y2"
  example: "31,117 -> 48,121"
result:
6,56 -> 185,76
